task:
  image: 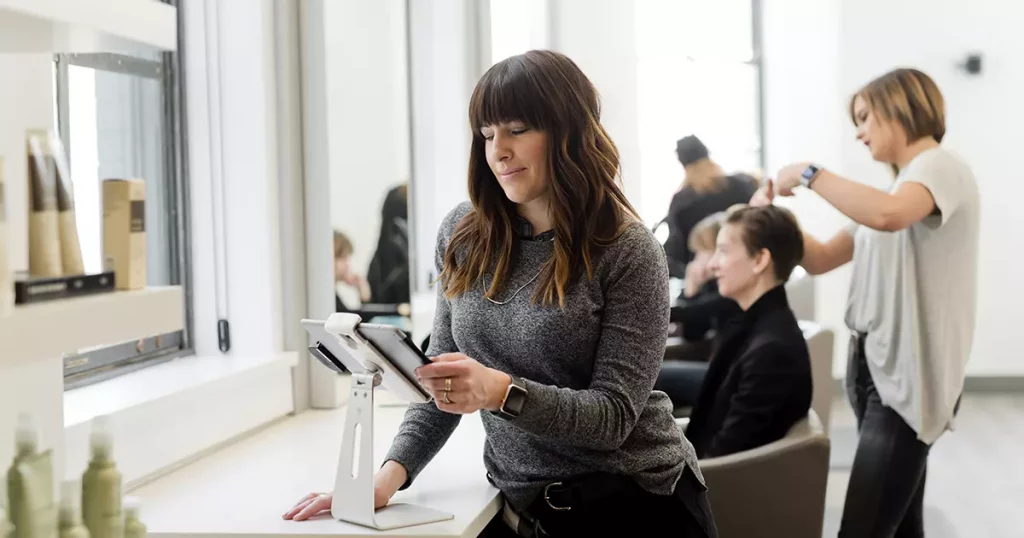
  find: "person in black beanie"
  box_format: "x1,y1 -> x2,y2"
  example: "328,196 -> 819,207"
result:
660,135 -> 759,278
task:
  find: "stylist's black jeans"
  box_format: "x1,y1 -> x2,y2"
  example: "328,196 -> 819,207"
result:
839,333 -> 930,538
479,468 -> 716,537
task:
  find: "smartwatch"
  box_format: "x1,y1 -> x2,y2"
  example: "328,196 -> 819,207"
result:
499,375 -> 528,418
800,164 -> 824,189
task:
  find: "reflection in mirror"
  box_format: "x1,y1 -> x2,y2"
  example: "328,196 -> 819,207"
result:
327,0 -> 413,333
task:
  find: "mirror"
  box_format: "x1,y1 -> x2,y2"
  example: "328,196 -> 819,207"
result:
325,0 -> 413,333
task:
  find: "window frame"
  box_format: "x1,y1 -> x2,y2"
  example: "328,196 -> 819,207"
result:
54,4 -> 194,390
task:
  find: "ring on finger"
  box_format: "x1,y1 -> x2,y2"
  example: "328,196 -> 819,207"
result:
443,391 -> 452,404
445,377 -> 452,392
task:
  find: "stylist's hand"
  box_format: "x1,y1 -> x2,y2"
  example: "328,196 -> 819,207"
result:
774,162 -> 811,196
749,178 -> 775,207
416,353 -> 512,414
283,461 -> 408,521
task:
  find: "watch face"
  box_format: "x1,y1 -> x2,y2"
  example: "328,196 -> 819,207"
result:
502,377 -> 528,417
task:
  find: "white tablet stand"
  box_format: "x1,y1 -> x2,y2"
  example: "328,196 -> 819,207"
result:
320,313 -> 453,530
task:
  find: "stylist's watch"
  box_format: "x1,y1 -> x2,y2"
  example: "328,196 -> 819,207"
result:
800,164 -> 824,189
498,375 -> 528,419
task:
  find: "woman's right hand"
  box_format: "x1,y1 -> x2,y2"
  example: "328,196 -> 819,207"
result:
282,461 -> 407,521
749,178 -> 775,207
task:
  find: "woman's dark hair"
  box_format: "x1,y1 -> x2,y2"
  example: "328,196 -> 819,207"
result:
725,205 -> 804,282
441,50 -> 639,307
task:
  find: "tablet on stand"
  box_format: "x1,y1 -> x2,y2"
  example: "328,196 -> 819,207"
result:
302,313 -> 453,530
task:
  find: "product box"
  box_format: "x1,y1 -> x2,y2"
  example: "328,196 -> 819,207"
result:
102,179 -> 146,290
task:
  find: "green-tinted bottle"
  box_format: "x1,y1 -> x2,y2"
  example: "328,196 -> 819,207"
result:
7,413 -> 57,538
57,481 -> 88,538
1,506 -> 15,538
81,417 -> 121,538
121,498 -> 144,538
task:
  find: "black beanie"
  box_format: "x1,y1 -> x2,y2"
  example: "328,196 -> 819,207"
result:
676,135 -> 709,166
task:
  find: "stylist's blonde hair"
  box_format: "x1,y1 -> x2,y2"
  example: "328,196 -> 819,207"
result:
850,68 -> 946,144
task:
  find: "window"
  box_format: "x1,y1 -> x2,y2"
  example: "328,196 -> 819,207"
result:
55,9 -> 192,389
488,0 -> 548,65
635,0 -> 763,226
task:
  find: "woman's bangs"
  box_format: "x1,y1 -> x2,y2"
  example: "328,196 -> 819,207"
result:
470,59 -> 546,132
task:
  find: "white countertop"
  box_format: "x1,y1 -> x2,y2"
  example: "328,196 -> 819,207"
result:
133,405 -> 501,538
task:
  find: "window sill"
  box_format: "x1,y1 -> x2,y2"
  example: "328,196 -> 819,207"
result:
63,351 -> 297,488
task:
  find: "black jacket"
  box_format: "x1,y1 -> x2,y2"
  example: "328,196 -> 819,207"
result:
662,174 -> 758,277
684,285 -> 812,458
671,279 -> 742,342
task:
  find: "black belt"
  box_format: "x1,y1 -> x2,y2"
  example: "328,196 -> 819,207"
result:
498,474 -> 635,537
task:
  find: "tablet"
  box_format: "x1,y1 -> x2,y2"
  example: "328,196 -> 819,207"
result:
356,323 -> 432,390
301,318 -> 433,402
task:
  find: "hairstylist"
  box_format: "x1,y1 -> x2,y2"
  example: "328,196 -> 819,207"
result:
753,67 -> 979,538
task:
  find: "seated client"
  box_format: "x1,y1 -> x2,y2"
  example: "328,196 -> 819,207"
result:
657,212 -> 740,409
683,205 -> 812,458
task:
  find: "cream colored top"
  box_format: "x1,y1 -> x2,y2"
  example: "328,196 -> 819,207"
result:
844,146 -> 980,444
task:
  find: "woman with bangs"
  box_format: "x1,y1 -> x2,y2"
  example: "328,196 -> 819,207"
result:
285,50 -> 716,537
754,68 -> 980,537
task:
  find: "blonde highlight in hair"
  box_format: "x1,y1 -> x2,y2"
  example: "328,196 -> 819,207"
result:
687,212 -> 726,253
683,158 -> 728,194
850,68 -> 946,144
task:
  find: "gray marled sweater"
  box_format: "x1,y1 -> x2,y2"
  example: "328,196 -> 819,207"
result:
384,202 -> 703,510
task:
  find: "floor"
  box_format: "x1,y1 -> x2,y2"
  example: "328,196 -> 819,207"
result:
821,392 -> 1024,537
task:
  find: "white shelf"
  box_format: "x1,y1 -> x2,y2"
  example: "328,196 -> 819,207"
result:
0,0 -> 176,53
0,286 -> 184,368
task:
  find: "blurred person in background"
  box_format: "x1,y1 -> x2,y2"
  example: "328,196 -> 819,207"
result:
661,135 -> 759,277
333,230 -> 371,312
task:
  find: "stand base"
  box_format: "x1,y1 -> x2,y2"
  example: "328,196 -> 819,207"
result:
334,503 -> 454,531
329,370 -> 454,531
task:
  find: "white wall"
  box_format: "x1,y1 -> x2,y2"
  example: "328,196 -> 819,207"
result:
323,0 -> 411,307
760,0 -> 853,376
549,0 -> 643,210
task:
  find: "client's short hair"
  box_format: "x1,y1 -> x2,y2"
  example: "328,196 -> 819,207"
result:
725,205 -> 804,282
688,212 -> 726,253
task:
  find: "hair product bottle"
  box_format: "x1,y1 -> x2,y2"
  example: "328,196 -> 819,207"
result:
49,134 -> 83,276
56,481 -> 87,538
81,416 -> 122,538
25,131 -> 63,278
6,413 -> 57,538
1,476 -> 16,538
121,498 -> 144,538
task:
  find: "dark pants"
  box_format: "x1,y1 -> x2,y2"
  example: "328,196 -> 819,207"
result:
839,334 -> 930,538
655,361 -> 710,409
479,468 -> 717,537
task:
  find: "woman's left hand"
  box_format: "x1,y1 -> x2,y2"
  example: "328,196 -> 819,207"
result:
774,162 -> 811,196
416,353 -> 512,414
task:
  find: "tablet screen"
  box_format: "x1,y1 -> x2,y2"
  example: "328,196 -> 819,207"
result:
356,323 -> 432,391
